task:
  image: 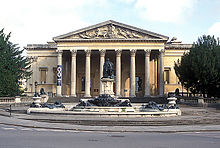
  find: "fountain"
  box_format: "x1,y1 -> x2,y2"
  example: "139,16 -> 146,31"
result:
28,59 -> 181,117
73,58 -> 133,112
30,88 -> 49,108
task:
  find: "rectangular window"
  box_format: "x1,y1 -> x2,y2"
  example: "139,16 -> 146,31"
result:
53,67 -> 57,83
135,76 -> 142,92
41,70 -> 46,84
39,67 -> 48,84
81,77 -> 85,91
164,69 -> 170,84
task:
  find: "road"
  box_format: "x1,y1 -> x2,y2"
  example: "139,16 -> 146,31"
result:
0,124 -> 220,148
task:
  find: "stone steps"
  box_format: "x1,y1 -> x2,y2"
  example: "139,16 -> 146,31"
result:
48,97 -> 80,103
48,96 -> 168,104
122,97 -> 168,104
23,118 -> 220,126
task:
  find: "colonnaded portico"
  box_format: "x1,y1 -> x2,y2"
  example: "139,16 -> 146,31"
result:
55,47 -> 165,98
25,20 -> 192,98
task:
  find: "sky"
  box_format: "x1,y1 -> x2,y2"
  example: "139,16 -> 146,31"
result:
1,0 -> 220,50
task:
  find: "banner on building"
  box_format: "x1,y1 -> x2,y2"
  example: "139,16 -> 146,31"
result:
57,65 -> 62,86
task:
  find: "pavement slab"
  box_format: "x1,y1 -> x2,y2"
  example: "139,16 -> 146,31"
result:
0,104 -> 220,133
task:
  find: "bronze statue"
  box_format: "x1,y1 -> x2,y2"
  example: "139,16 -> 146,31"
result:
103,58 -> 114,79
40,88 -> 46,95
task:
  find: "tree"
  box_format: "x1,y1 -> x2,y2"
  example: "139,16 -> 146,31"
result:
0,29 -> 32,97
174,35 -> 220,97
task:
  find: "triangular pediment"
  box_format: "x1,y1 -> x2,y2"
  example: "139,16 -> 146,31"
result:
53,20 -> 168,41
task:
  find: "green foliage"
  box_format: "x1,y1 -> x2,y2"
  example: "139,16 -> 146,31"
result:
174,35 -> 220,97
0,29 -> 32,97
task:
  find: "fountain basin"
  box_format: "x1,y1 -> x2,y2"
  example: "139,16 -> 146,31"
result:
27,104 -> 181,117
72,106 -> 135,112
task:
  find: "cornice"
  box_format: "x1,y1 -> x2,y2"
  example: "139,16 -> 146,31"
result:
165,44 -> 193,49
24,44 -> 57,50
54,38 -> 167,43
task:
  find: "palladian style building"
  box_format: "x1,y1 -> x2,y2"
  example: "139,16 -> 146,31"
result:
25,20 -> 192,98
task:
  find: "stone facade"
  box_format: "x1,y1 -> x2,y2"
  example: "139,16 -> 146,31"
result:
25,20 -> 192,97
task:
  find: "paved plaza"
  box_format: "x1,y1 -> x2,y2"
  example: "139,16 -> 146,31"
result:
0,103 -> 220,147
0,124 -> 220,148
0,104 -> 220,133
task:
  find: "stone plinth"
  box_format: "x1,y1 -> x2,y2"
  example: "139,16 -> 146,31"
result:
40,95 -> 49,103
33,97 -> 41,107
28,107 -> 181,117
73,106 -> 135,113
15,96 -> 21,103
167,97 -> 177,106
101,78 -> 114,96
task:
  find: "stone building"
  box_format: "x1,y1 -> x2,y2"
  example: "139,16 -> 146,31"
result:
25,20 -> 192,97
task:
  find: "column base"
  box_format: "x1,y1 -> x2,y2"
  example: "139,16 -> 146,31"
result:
84,94 -> 91,98
158,94 -> 165,97
70,94 -> 77,97
115,95 -> 121,99
57,86 -> 62,97
129,95 -> 136,98
144,95 -> 151,97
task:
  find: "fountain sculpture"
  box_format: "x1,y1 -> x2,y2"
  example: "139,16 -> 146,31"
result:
76,58 -> 131,108
28,59 -> 181,117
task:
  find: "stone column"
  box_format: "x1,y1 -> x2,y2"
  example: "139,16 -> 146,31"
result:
153,57 -> 158,96
130,49 -> 136,97
144,49 -> 151,97
70,49 -> 77,97
25,56 -> 31,92
84,49 -> 91,97
159,49 -> 165,96
115,49 -> 122,97
31,56 -> 38,94
99,49 -> 106,95
56,50 -> 63,97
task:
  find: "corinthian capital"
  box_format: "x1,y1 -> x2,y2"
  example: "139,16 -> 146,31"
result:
56,50 -> 63,56
99,49 -> 106,57
115,49 -> 122,56
144,49 -> 151,57
85,49 -> 91,57
159,49 -> 165,54
130,49 -> 136,56
70,49 -> 77,57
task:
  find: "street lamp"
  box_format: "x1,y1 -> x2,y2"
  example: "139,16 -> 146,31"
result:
181,81 -> 183,97
34,81 -> 38,96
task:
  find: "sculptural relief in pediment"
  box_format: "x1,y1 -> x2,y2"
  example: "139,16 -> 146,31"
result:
68,25 -> 154,39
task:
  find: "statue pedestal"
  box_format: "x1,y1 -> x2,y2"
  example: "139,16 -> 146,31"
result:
167,97 -> 177,106
40,95 -> 49,103
33,97 -> 41,107
101,78 -> 114,97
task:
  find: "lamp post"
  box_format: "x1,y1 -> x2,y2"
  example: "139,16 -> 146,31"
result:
181,81 -> 183,97
34,81 -> 38,96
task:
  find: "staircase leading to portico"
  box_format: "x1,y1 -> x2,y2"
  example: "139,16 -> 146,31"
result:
120,96 -> 168,104
48,96 -> 168,104
48,97 -> 80,103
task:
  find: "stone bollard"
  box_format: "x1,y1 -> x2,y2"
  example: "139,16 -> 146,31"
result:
198,98 -> 205,104
167,97 -> 177,106
33,96 -> 41,107
15,96 -> 21,103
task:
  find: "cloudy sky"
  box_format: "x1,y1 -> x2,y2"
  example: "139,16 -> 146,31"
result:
1,0 -> 220,49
